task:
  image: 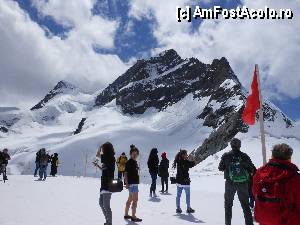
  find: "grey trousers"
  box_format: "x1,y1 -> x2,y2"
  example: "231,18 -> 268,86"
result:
99,193 -> 112,224
224,180 -> 253,225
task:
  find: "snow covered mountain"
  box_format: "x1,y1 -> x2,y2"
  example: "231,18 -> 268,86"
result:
0,49 -> 299,176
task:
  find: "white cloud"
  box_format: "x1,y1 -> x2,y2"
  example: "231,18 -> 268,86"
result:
129,0 -> 300,100
0,0 -> 128,108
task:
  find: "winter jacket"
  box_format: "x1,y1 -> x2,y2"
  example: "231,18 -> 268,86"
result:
39,153 -> 50,166
35,151 -> 41,164
252,159 -> 300,225
100,154 -> 116,192
148,154 -> 159,174
218,150 -> 255,181
176,160 -> 196,185
116,155 -> 127,172
0,152 -> 10,165
51,155 -> 59,167
159,158 -> 169,178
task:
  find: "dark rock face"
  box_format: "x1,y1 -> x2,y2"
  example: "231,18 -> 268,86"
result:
0,126 -> 9,133
190,107 -> 248,163
74,118 -> 87,135
93,49 -> 293,164
31,81 -> 78,110
96,49 -> 240,117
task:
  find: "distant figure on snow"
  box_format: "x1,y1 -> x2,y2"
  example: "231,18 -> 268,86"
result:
253,144 -> 300,225
173,149 -> 196,214
34,149 -> 41,177
116,152 -> 127,180
124,146 -> 142,222
50,153 -> 60,177
218,138 -> 255,225
38,148 -> 50,181
93,142 -> 116,225
0,148 -> 11,181
158,152 -> 169,193
147,148 -> 159,198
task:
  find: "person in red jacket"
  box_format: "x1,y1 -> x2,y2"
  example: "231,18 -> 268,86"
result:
252,143 -> 300,225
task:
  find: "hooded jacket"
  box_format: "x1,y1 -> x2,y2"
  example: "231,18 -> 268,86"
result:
116,155 -> 127,172
159,157 -> 169,178
253,159 -> 300,225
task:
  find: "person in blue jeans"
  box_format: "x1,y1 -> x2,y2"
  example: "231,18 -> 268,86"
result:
147,148 -> 159,197
38,148 -> 50,181
34,150 -> 41,177
173,149 -> 196,214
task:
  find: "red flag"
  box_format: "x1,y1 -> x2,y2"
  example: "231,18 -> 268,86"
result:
242,66 -> 261,125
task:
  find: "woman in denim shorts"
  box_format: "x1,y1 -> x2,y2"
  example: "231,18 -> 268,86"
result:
124,145 -> 142,222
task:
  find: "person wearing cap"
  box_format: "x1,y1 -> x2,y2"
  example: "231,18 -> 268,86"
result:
158,152 -> 169,193
218,138 -> 255,225
116,152 -> 128,180
253,143 -> 300,225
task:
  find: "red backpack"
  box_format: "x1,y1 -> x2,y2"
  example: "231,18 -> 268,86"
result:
254,162 -> 297,225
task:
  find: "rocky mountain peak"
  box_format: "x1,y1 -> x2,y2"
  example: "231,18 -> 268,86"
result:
95,49 -> 239,115
31,80 -> 79,110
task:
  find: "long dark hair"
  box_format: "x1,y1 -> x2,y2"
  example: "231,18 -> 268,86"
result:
172,149 -> 188,169
100,142 -> 115,163
148,148 -> 158,163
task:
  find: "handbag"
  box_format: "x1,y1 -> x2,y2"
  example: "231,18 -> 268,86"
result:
108,179 -> 123,193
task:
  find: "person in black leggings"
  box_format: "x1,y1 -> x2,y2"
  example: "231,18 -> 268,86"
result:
147,148 -> 159,197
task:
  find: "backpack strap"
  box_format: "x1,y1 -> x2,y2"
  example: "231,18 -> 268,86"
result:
257,196 -> 281,203
268,161 -> 291,171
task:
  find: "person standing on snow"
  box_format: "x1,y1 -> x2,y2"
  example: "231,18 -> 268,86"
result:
147,148 -> 159,197
93,142 -> 116,225
0,148 -> 11,181
253,143 -> 300,225
173,149 -> 196,214
50,153 -> 60,177
38,148 -> 50,181
159,152 -> 169,193
116,152 -> 127,180
124,146 -> 142,222
34,149 -> 41,177
218,138 -> 255,225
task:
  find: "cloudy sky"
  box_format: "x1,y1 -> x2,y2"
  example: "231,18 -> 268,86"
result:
0,0 -> 299,120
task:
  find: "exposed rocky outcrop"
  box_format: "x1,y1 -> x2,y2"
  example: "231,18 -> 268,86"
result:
74,118 -> 87,135
94,49 -> 294,164
0,126 -> 9,133
31,81 -> 79,110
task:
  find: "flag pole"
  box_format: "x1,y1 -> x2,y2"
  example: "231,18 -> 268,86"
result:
256,64 -> 267,165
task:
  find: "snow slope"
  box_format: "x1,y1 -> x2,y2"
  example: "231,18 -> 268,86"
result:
0,175 -> 259,225
2,93 -> 300,179
0,51 -> 299,177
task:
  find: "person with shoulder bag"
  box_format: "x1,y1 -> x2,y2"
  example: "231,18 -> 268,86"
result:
93,142 -> 116,225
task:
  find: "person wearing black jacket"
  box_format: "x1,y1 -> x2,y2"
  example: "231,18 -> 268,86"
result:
0,148 -> 10,181
173,149 -> 196,214
218,138 -> 255,225
50,153 -> 59,177
34,150 -> 41,177
124,146 -> 142,222
147,148 -> 159,197
159,152 -> 169,193
93,142 -> 115,225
